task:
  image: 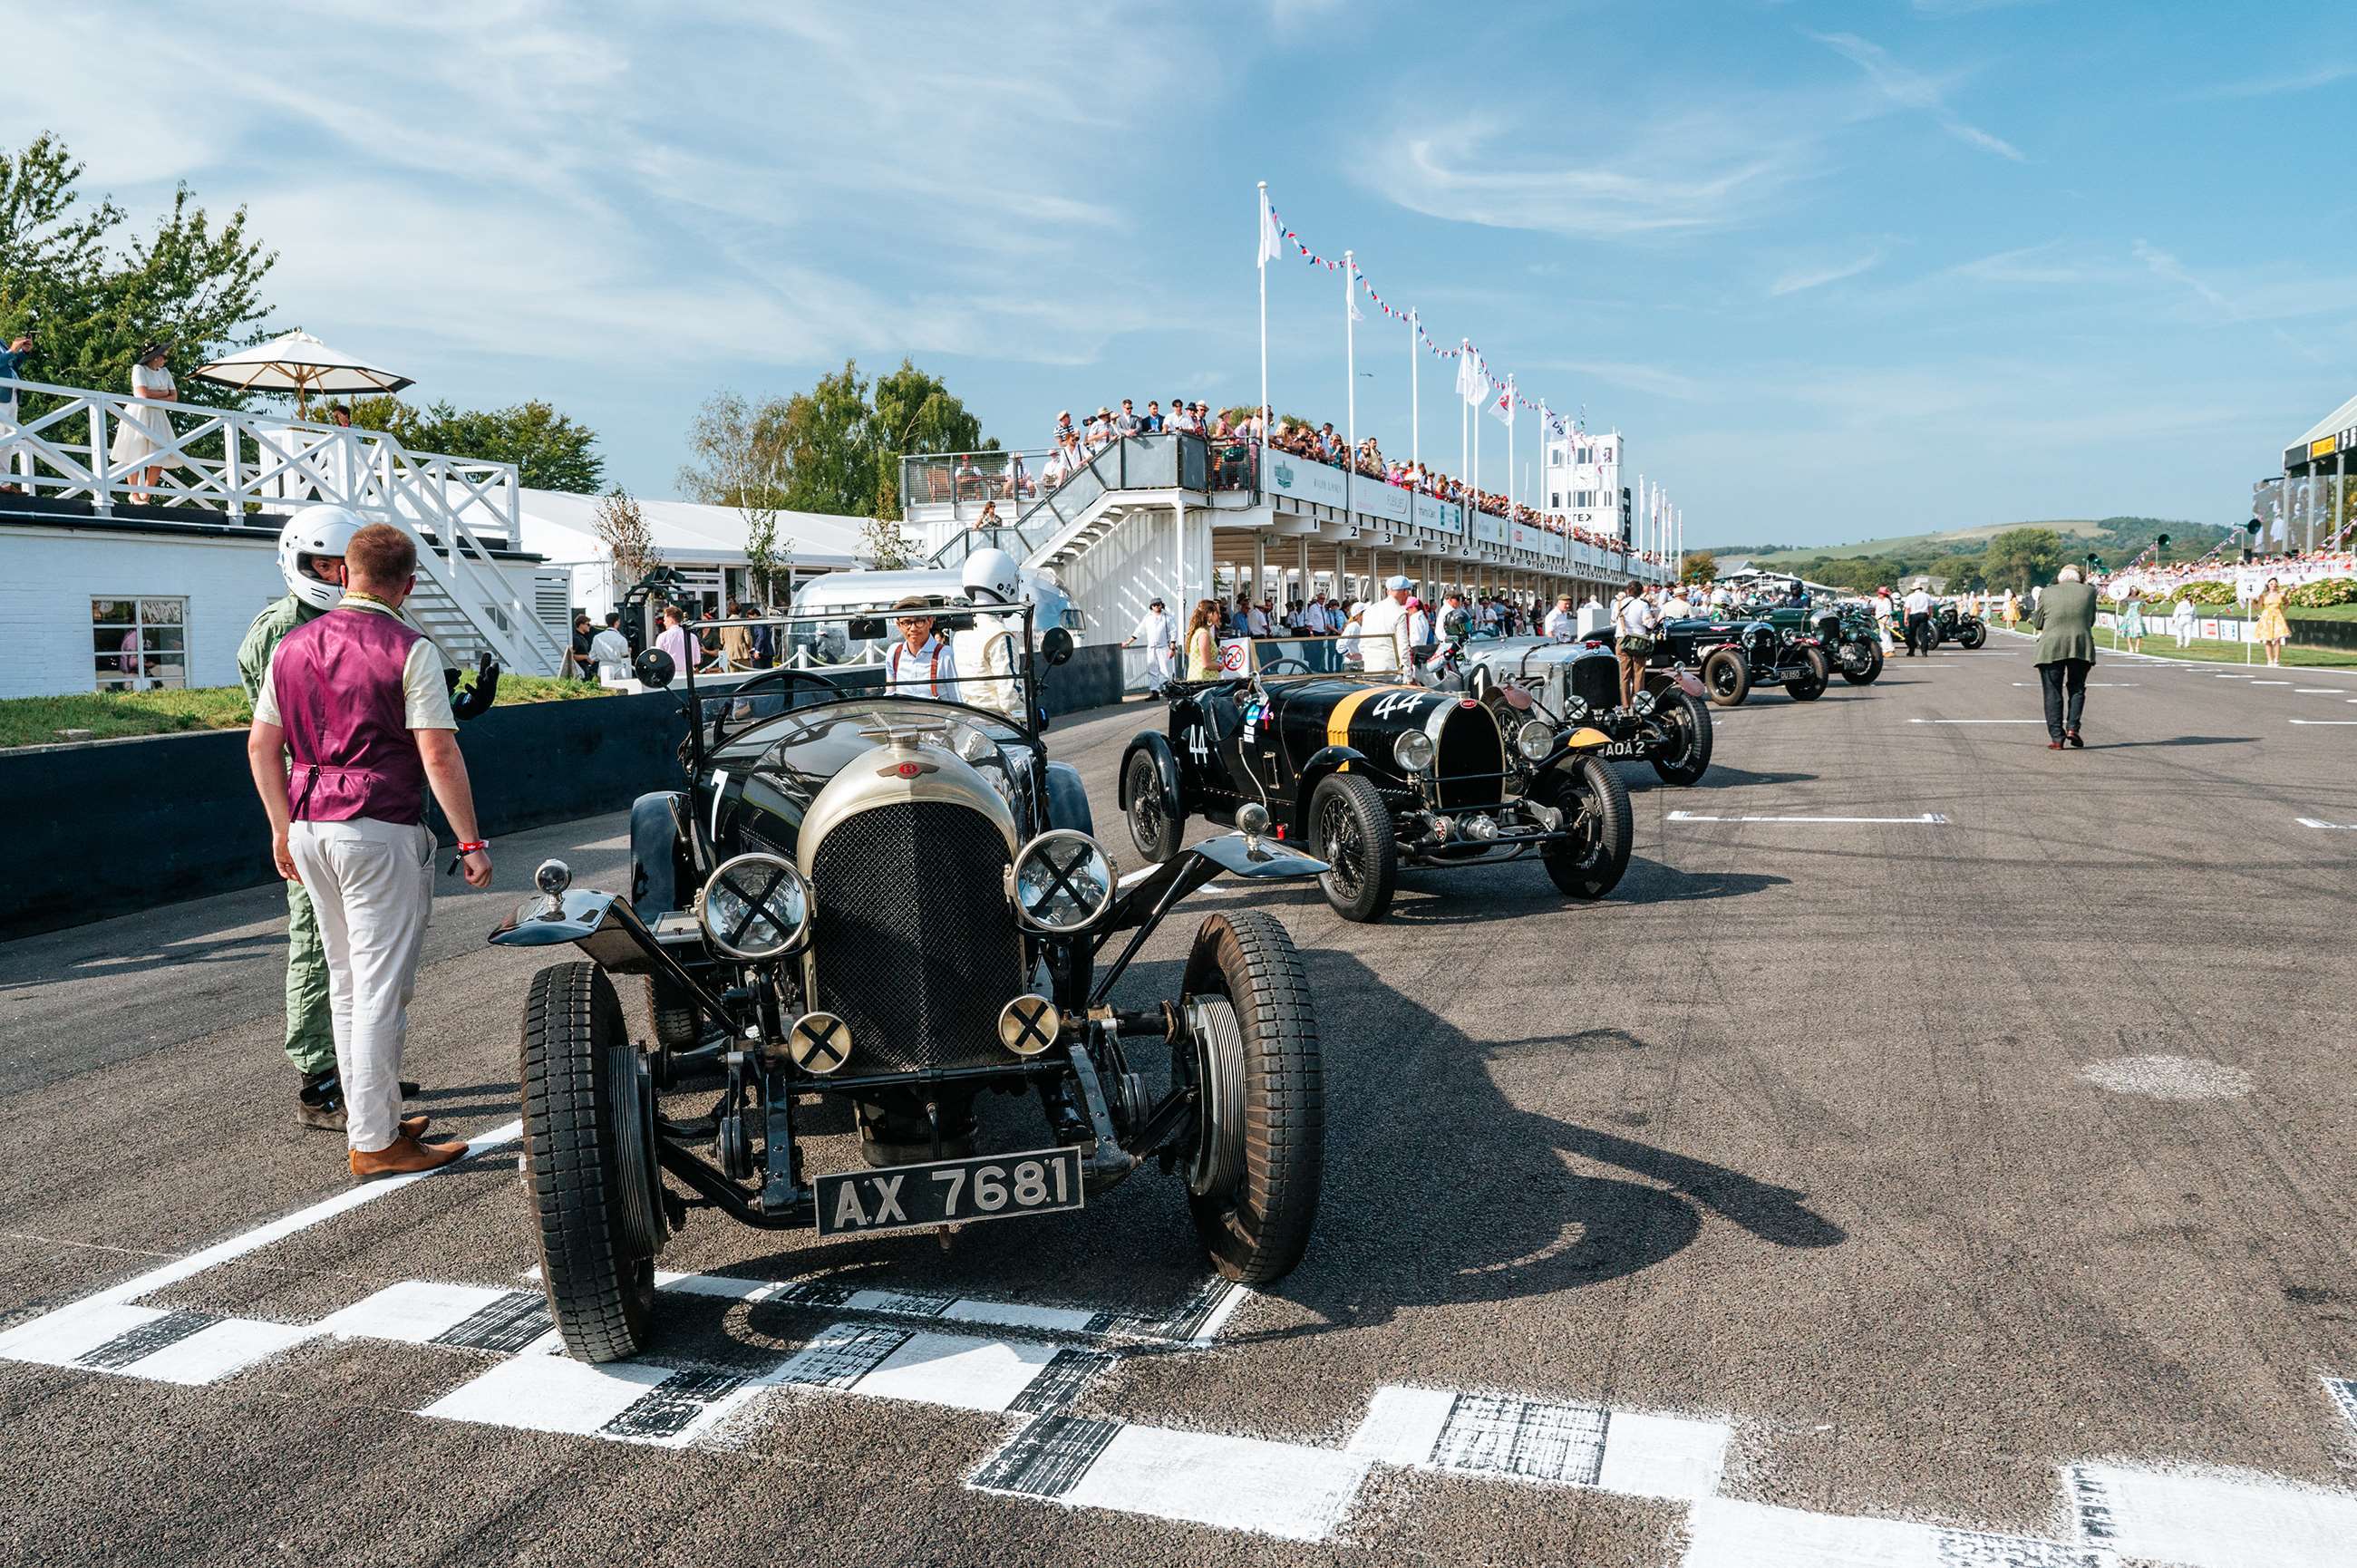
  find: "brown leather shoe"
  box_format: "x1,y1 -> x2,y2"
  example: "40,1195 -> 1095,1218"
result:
349,1134 -> 470,1181
400,1113 -> 432,1139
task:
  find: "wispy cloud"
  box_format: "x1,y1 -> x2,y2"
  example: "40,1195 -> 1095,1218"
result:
2189,63 -> 2356,101
1810,32 -> 2026,161
1367,109 -> 1814,238
2131,239 -> 2237,318
1770,249 -> 1887,296
1944,242 -> 2104,286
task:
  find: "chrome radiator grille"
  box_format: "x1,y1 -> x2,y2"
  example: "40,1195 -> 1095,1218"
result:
808,801 -> 1023,1073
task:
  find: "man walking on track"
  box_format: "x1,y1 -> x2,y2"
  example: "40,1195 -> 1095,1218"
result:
1902,581 -> 1935,656
247,523 -> 492,1178
2032,564 -> 2098,750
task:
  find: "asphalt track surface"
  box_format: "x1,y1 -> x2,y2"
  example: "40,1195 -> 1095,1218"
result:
5,636 -> 2355,1567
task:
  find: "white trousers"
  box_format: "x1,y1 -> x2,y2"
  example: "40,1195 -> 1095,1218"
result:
2176,625 -> 2193,647
1143,644 -> 1174,684
287,818 -> 435,1152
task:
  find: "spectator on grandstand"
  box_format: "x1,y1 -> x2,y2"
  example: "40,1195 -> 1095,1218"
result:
1113,399 -> 1141,437
1140,400 -> 1163,434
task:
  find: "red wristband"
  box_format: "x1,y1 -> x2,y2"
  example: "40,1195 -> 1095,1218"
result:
457,840 -> 489,854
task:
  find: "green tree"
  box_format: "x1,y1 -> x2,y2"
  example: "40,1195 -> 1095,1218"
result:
680,358 -> 993,523
1681,549 -> 1719,584
868,358 -> 990,518
0,133 -> 275,410
346,394 -> 605,492
1981,528 -> 2063,593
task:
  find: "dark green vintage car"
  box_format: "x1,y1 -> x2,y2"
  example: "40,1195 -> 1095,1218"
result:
1754,604 -> 1884,685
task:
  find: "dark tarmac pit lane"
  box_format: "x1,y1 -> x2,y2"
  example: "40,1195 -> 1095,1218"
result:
5,642 -> 2357,1565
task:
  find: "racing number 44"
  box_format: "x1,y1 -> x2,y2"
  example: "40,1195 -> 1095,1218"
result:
815,1147 -> 1084,1236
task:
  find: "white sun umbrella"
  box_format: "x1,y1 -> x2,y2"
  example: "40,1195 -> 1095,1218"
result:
192,328 -> 413,418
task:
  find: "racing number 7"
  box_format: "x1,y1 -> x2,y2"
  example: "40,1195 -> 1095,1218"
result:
933,1167 -> 966,1216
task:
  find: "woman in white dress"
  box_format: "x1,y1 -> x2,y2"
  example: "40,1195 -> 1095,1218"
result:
111,343 -> 178,503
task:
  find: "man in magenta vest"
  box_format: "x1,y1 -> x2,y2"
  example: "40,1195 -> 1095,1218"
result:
247,523 -> 493,1179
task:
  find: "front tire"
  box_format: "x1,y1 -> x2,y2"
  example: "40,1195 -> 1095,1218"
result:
1180,912 -> 1323,1284
1785,645 -> 1829,702
521,962 -> 664,1363
1700,648 -> 1750,707
1309,773 -> 1397,922
1124,750 -> 1182,865
1960,620 -> 1986,650
1539,755 -> 1632,900
1648,690 -> 1714,785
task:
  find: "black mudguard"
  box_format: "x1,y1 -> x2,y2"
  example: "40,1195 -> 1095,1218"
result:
1119,730 -> 1185,822
629,790 -> 692,917
1044,760 -> 1094,837
1290,743 -> 1371,837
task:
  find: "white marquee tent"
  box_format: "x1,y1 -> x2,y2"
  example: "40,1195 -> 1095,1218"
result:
511,490 -> 907,619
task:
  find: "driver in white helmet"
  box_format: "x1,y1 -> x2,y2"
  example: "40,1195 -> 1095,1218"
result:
238,507 -> 412,1130
953,547 -> 1027,723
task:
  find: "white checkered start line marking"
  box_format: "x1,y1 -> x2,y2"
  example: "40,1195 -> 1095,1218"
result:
8,1126 -> 2357,1554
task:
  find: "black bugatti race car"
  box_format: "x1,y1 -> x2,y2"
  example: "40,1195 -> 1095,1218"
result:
1120,666 -> 1634,923
489,594 -> 1329,1363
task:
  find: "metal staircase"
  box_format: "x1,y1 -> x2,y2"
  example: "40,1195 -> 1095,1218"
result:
925,435 -> 1204,576
0,375 -> 570,675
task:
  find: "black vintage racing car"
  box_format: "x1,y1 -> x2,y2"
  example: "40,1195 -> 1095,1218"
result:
1455,635 -> 1713,786
489,595 -> 1329,1363
1755,604 -> 1883,685
1650,616 -> 1830,707
1120,664 -> 1634,923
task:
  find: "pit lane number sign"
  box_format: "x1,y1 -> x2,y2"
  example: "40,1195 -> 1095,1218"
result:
814,1146 -> 1085,1237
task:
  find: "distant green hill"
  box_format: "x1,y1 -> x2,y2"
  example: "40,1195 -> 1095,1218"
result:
1694,517 -> 2234,594
1723,520 -> 2116,566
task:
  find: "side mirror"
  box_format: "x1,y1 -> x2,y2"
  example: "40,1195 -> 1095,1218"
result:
1042,627 -> 1075,666
633,647 -> 675,689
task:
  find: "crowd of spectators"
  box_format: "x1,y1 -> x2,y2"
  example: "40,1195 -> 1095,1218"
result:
1011,398 -> 1667,566
1214,588 -> 1534,641
2099,544 -> 2356,600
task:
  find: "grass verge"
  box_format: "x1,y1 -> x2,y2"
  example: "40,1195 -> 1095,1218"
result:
1,673 -> 613,750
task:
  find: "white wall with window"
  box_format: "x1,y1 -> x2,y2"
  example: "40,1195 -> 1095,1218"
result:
1543,431 -> 1625,539
0,522 -> 558,701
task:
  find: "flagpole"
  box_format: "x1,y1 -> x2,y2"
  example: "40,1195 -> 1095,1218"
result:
1343,249 -> 1356,518
1472,353 -> 1481,500
1409,308 -> 1419,479
1460,339 -> 1471,500
1256,181 -> 1269,482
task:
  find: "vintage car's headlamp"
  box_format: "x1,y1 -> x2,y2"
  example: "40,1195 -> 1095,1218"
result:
1515,719 -> 1556,762
698,852 -> 812,960
1010,830 -> 1115,933
1392,730 -> 1436,774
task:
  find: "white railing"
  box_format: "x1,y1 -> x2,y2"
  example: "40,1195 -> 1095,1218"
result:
0,376 -> 565,674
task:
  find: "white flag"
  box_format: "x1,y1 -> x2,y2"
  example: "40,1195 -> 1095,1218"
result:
1257,188 -> 1284,268
1489,375 -> 1515,426
1457,353 -> 1485,406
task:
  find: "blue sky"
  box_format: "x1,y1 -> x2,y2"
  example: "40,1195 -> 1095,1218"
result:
11,0 -> 2352,547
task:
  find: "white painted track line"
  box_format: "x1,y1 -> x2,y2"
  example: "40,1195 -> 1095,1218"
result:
1668,812 -> 1948,825
118,1318 -> 320,1386
1346,1385 -> 1730,1503
1053,1425 -> 1372,1543
2288,720 -> 2357,725
2295,818 -> 2357,830
1682,1496 -> 2091,1568
83,1119 -> 524,1309
2071,1462 -> 2357,1568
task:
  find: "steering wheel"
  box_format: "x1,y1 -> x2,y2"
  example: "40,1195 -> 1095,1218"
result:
703,668 -> 854,740
1259,656 -> 1313,675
